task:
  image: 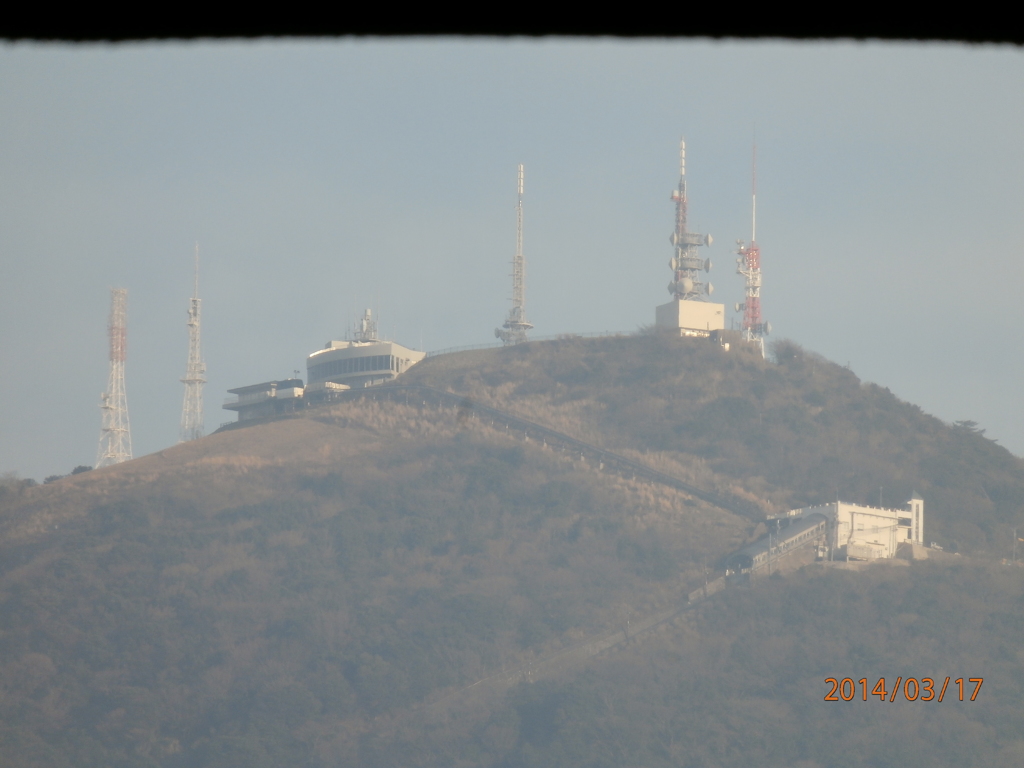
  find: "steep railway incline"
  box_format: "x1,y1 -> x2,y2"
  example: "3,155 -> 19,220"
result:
421,539 -> 831,714
423,576 -> 726,714
217,381 -> 774,714
325,383 -> 764,519
318,384 -> 808,713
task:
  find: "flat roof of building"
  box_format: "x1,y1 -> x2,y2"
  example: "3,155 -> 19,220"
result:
307,339 -> 424,361
227,378 -> 304,396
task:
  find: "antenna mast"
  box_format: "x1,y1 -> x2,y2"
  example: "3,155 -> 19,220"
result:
353,308 -> 379,342
668,137 -> 713,301
180,244 -> 206,441
96,288 -> 132,466
496,164 -> 533,345
735,143 -> 770,356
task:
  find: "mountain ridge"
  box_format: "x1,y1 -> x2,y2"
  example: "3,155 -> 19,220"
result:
2,333 -> 1023,767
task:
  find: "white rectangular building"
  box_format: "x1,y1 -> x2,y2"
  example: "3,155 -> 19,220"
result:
222,378 -> 305,422
655,298 -> 725,337
770,494 -> 924,561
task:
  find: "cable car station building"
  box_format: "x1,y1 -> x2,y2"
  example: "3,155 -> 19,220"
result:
769,494 -> 925,561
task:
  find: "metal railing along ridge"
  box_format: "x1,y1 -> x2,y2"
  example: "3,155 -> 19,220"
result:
425,331 -> 634,358
323,382 -> 762,519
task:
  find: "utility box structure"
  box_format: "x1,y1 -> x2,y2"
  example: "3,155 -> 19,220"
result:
655,298 -> 726,337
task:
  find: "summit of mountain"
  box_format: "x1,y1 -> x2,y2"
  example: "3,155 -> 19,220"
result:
2,332 -> 1023,767
404,332 -> 1024,555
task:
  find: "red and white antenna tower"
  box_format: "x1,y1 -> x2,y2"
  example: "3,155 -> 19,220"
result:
735,144 -> 770,356
496,164 -> 533,345
96,288 -> 132,467
180,244 -> 206,442
668,137 -> 713,301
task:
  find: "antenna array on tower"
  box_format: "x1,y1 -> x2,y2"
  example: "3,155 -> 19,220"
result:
353,308 -> 379,342
96,288 -> 132,467
667,137 -> 714,301
180,244 -> 206,441
496,164 -> 534,345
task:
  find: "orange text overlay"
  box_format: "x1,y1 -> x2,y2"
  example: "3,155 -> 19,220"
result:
824,677 -> 982,702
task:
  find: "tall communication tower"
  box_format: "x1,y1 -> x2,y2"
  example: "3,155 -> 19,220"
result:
496,164 -> 533,345
668,137 -> 713,301
96,288 -> 132,467
180,244 -> 206,441
735,144 -> 771,356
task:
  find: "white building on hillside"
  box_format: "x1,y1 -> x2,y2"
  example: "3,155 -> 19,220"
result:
223,378 -> 304,422
769,494 -> 924,561
305,309 -> 425,392
655,298 -> 726,338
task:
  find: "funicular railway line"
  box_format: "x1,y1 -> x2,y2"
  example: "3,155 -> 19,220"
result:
313,384 -> 821,711
327,383 -> 764,520
224,381 -> 812,709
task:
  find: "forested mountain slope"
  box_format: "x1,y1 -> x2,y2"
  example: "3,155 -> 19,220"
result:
406,333 -> 1024,556
0,397 -> 744,767
390,560 -> 1024,768
1,333 -> 1022,767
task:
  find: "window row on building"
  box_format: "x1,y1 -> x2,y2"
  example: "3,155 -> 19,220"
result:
309,354 -> 399,383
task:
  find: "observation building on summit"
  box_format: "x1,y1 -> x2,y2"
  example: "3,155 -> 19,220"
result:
305,309 -> 425,393
222,309 -> 425,423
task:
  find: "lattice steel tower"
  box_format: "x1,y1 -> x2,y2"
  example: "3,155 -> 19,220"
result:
668,137 -> 713,301
496,164 -> 533,345
735,144 -> 771,357
180,244 -> 206,441
96,288 -> 133,467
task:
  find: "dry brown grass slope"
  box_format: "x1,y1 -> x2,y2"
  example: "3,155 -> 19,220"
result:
4,333 -> 1024,766
0,395 -> 757,767
403,333 -> 1024,555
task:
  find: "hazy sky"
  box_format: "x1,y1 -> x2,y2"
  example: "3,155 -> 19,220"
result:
2,39 -> 1023,480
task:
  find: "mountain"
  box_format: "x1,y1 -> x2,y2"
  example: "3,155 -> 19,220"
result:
1,333 -> 1023,767
406,333 -> 1024,554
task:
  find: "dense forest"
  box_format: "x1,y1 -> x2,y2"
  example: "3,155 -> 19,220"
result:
1,333 -> 1023,766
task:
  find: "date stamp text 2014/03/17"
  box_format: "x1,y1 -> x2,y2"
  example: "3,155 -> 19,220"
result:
824,677 -> 983,702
